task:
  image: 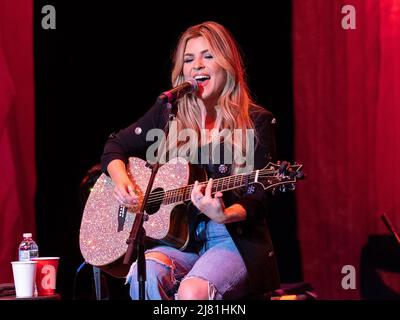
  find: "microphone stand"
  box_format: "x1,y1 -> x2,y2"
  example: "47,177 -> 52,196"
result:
123,100 -> 177,300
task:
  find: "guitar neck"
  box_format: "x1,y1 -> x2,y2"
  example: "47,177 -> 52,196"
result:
163,170 -> 261,205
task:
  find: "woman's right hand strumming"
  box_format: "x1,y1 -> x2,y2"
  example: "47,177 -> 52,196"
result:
107,159 -> 139,208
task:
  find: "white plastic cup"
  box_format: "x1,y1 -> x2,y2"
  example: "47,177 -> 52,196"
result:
11,261 -> 37,298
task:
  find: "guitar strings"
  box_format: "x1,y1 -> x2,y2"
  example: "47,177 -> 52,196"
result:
138,171 -> 285,205
144,171 -> 282,204
145,172 -> 254,203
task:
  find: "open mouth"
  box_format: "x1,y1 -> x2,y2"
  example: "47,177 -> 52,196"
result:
194,75 -> 211,83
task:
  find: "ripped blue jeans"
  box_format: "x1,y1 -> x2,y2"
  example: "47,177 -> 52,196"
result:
127,220 -> 249,300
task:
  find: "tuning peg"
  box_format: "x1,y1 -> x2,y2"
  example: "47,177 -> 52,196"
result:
279,185 -> 287,193
279,161 -> 288,174
296,171 -> 305,179
272,187 -> 277,195
288,183 -> 296,191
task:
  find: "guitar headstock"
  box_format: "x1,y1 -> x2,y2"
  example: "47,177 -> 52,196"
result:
256,161 -> 304,193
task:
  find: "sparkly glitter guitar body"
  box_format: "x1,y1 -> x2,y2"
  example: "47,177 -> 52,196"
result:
79,156 -> 303,277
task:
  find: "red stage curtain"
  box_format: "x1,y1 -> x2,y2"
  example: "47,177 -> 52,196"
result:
293,0 -> 400,298
0,0 -> 35,283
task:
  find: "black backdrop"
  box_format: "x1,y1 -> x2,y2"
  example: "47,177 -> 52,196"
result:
34,0 -> 300,299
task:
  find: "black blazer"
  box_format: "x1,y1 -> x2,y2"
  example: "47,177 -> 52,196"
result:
101,100 -> 280,295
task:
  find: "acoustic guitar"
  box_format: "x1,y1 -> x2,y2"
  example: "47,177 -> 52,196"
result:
79,157 -> 303,277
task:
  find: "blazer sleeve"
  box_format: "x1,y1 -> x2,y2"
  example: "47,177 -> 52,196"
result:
101,100 -> 168,174
233,108 -> 277,222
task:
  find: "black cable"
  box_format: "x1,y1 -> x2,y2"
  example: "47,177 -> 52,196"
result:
381,213 -> 400,246
72,261 -> 87,300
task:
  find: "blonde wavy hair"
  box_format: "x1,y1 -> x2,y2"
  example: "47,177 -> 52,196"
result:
160,21 -> 257,173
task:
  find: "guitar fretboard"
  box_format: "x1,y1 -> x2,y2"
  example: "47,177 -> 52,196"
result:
162,171 -> 257,205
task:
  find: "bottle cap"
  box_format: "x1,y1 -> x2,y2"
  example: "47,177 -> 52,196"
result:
23,233 -> 32,238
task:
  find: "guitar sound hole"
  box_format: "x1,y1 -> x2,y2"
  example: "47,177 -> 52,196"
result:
145,187 -> 164,214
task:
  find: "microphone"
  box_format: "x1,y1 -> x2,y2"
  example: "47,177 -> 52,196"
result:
158,78 -> 198,103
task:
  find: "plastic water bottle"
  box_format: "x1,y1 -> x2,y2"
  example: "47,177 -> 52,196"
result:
18,233 -> 39,261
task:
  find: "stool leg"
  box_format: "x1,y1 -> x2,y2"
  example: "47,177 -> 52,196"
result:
93,266 -> 101,300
